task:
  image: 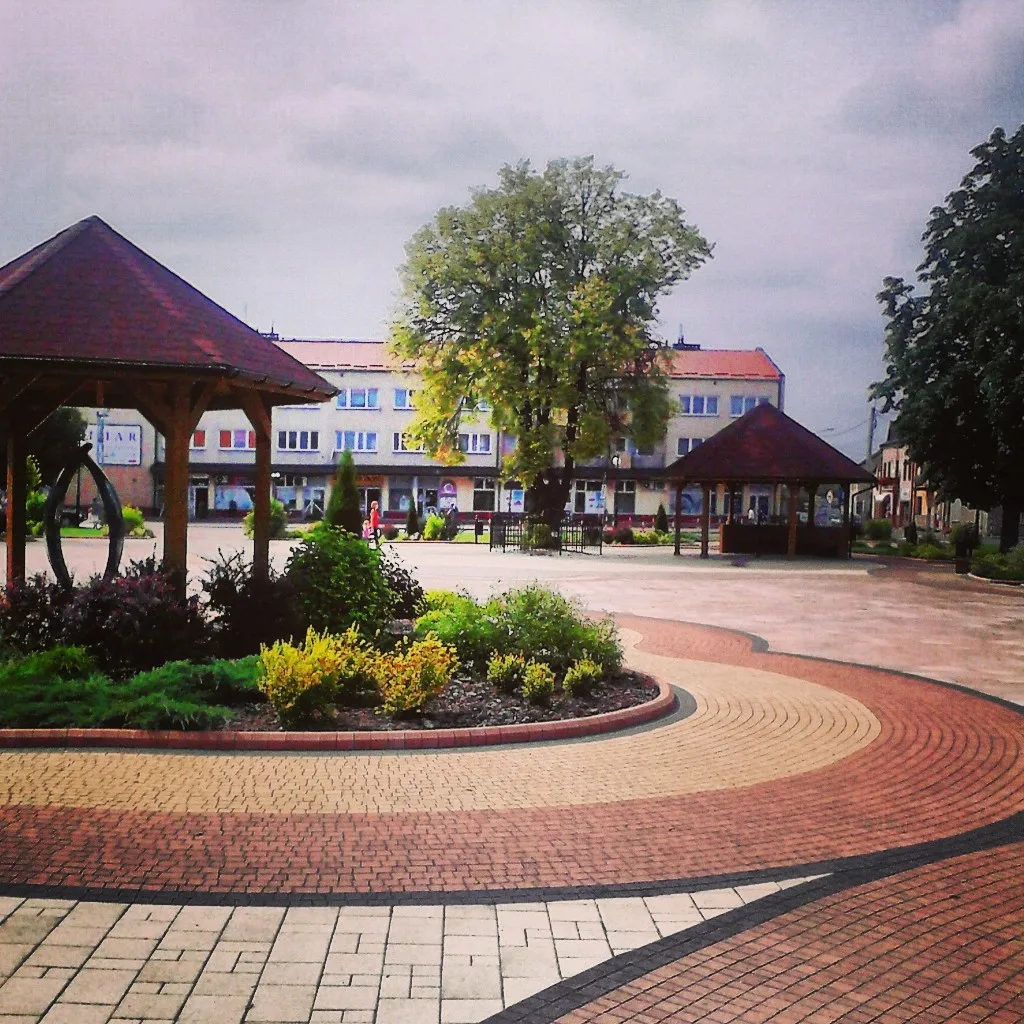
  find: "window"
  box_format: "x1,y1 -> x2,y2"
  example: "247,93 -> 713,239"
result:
336,388 -> 379,409
473,477 -> 496,512
394,388 -> 415,409
191,430 -> 206,449
677,437 -> 690,456
476,399 -> 492,412
335,430 -> 377,452
220,429 -> 256,450
277,430 -> 320,451
614,479 -> 636,515
458,433 -> 491,454
615,436 -> 628,453
731,394 -> 772,416
680,394 -> 718,416
691,438 -> 703,449
393,432 -> 424,453
573,479 -> 604,514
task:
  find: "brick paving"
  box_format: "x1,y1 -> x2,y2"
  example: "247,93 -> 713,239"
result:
510,843 -> 1024,1024
0,597 -> 1020,1021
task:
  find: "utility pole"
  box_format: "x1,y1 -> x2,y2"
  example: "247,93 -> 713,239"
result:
865,404 -> 877,460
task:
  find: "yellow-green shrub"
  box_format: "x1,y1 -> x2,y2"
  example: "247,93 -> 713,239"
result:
522,660 -> 555,705
563,657 -> 603,697
379,635 -> 458,716
487,652 -> 526,695
259,627 -> 379,727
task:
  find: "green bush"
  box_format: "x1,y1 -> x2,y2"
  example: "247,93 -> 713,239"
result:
522,660 -> 555,705
324,450 -> 363,534
950,522 -> 980,552
632,528 -> 666,545
243,499 -> 289,540
413,593 -> 499,670
489,585 -> 621,675
971,545 -> 1024,581
563,657 -> 604,697
378,635 -> 458,716
487,652 -> 527,695
522,522 -> 558,550
383,524 -> 400,541
284,524 -> 396,641
654,504 -> 669,533
121,505 -> 145,533
864,518 -> 894,542
422,513 -> 445,540
25,491 -> 46,528
377,548 -> 425,619
0,646 -> 257,730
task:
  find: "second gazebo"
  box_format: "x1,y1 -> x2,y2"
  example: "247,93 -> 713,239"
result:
665,403 -> 876,559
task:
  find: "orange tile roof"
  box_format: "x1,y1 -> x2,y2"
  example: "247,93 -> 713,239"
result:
275,339 -> 413,371
660,347 -> 782,380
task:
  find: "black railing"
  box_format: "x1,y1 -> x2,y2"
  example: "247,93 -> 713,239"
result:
489,513 -> 603,555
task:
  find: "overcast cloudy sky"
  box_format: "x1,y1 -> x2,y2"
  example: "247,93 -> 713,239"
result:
2,0 -> 1022,457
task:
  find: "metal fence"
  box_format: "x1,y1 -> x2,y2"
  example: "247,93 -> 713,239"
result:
489,513 -> 603,555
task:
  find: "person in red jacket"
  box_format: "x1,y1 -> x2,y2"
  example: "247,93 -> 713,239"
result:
369,500 -> 380,546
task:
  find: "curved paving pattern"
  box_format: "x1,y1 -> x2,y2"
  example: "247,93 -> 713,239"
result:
0,618 -> 1020,898
520,842 -> 1024,1024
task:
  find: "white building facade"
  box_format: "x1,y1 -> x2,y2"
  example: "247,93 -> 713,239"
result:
77,339 -> 783,523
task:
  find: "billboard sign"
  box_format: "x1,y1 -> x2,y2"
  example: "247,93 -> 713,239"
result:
86,423 -> 143,466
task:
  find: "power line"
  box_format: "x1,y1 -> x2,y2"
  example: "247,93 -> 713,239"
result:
817,417 -> 868,439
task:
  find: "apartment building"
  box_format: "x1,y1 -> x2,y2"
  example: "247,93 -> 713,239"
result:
76,339 -> 783,523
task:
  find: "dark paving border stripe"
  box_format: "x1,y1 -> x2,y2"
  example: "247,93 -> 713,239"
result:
1,810 -> 1019,908
481,828 -> 1024,1023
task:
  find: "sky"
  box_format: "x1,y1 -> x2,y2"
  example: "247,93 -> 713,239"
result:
1,0 -> 1022,459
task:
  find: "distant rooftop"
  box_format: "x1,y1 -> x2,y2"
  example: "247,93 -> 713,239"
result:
275,338 -> 782,381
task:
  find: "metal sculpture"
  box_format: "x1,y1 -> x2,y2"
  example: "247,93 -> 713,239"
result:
42,443 -> 124,588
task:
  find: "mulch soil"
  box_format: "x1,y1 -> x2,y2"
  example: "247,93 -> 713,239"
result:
228,670 -> 658,732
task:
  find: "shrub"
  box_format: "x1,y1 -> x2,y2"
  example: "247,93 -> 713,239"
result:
61,570 -> 209,676
950,522 -> 980,553
377,548 -> 425,619
243,498 -> 289,540
285,525 -> 396,641
522,660 -> 555,704
655,504 -> 669,534
259,626 -> 380,727
488,585 -> 622,675
378,635 -> 458,716
864,518 -> 894,542
201,551 -> 300,658
972,544 -> 1024,581
324,450 -> 363,534
127,656 -> 262,707
487,652 -> 527,695
405,503 -> 421,538
610,525 -> 635,545
0,574 -> 70,652
121,505 -> 145,533
523,522 -> 558,550
563,657 -> 604,697
632,528 -> 663,545
422,513 -> 445,541
25,491 -> 47,528
383,524 -> 400,541
413,594 -> 498,670
913,543 -> 952,561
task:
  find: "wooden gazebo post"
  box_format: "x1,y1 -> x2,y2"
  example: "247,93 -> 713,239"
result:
786,481 -> 800,558
243,393 -> 274,580
699,482 -> 712,559
673,480 -> 684,556
5,423 -> 27,585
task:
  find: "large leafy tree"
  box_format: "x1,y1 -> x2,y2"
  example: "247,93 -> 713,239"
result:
0,407 -> 86,486
391,157 -> 711,522
872,124 -> 1024,552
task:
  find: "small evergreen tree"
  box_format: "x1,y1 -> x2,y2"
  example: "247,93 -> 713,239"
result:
654,503 -> 669,533
324,450 -> 362,534
405,502 -> 421,538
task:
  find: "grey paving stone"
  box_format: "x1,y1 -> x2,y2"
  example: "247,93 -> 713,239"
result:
246,983 -> 317,1022
60,967 -> 136,1005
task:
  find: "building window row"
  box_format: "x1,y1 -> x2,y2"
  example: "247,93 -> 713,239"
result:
336,387 -> 380,410
730,395 -> 772,417
219,429 -> 256,451
337,430 -> 377,453
679,395 -> 719,416
393,432 -> 425,453
458,432 -> 491,454
278,430 -> 320,452
677,437 -> 704,456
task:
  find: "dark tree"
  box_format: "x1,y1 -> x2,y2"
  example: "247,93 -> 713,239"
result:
323,449 -> 363,534
872,124 -> 1024,551
0,408 -> 86,486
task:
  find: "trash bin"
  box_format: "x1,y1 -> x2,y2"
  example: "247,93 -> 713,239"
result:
475,518 -> 484,542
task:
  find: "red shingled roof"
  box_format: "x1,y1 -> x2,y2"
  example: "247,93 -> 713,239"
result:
0,217 -> 335,401
660,347 -> 782,380
666,402 -> 875,483
276,339 -> 415,371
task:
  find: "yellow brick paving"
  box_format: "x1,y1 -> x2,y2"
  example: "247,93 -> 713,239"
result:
0,631 -> 881,816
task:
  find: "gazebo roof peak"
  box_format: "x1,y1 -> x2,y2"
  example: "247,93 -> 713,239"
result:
666,402 -> 876,484
0,216 -> 335,403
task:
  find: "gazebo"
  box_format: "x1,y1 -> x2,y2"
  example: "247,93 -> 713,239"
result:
665,403 -> 876,559
0,216 -> 336,585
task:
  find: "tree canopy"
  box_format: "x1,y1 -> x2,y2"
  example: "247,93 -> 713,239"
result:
871,124 -> 1024,551
391,157 -> 712,520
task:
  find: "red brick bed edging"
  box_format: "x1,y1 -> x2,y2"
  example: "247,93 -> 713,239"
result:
0,680 -> 676,752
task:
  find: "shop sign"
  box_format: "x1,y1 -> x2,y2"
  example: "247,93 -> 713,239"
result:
86,423 -> 142,466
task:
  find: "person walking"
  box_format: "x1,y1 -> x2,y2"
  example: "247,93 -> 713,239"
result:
369,500 -> 381,546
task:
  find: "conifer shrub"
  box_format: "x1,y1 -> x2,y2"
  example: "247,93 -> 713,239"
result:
324,449 -> 363,534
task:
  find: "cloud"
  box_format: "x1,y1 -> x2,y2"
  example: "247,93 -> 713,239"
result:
0,0 -> 1019,458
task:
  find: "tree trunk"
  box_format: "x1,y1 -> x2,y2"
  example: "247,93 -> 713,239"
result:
999,499 -> 1022,553
525,468 -> 571,528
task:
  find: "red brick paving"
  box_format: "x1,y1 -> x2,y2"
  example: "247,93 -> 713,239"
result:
0,617 -> 1020,896
549,842 -> 1024,1024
